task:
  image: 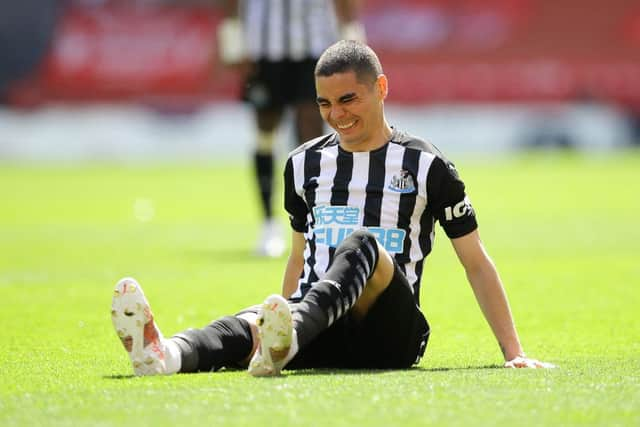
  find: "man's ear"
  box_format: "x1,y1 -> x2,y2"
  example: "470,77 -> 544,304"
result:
376,74 -> 388,100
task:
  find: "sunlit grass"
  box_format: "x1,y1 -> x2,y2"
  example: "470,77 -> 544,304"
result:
1,151 -> 638,426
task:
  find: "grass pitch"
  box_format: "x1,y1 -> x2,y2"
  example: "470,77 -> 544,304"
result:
0,151 -> 639,426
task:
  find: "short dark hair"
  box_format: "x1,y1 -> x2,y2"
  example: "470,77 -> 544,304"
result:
314,40 -> 383,84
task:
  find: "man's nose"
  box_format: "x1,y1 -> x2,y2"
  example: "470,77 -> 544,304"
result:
330,104 -> 347,119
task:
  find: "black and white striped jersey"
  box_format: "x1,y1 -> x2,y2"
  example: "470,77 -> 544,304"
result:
284,128 -> 478,304
241,0 -> 339,61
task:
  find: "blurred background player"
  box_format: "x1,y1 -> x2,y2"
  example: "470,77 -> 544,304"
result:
217,0 -> 365,257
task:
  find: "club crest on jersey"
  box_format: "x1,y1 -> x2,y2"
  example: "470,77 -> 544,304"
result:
388,170 -> 416,193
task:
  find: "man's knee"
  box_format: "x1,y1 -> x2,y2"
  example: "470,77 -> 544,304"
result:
335,229 -> 379,268
337,231 -> 395,318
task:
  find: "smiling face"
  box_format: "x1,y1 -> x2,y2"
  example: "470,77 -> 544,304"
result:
315,70 -> 390,152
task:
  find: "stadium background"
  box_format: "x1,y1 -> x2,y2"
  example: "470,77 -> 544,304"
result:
1,3 -> 639,426
1,0 -> 639,160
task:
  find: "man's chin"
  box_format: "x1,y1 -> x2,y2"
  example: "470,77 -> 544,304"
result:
336,130 -> 358,143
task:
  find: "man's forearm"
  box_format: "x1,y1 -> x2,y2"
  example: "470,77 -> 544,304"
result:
281,256 -> 303,298
281,232 -> 306,298
466,264 -> 524,360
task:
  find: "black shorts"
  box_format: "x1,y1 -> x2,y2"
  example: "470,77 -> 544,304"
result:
243,58 -> 318,110
287,262 -> 430,370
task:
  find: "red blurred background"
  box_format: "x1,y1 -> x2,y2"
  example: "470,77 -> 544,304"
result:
4,0 -> 640,112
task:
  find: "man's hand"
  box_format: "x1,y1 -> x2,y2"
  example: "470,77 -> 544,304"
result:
217,17 -> 247,65
504,356 -> 556,369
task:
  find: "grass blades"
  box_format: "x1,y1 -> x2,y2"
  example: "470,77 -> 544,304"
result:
0,151 -> 639,426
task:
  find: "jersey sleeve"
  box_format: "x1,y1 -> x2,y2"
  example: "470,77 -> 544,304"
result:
284,157 -> 309,232
426,156 -> 478,238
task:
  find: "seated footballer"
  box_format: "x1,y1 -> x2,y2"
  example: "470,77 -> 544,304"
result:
111,40 -> 554,376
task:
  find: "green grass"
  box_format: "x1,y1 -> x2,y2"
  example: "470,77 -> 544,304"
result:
1,151 -> 639,426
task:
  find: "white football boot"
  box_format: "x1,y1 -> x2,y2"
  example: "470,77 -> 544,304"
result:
248,294 -> 298,377
111,277 -> 169,376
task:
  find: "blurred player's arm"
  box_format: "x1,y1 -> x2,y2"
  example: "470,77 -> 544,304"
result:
333,0 -> 366,42
451,229 -> 555,368
281,231 -> 305,298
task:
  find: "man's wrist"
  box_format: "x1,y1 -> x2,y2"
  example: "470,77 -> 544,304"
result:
501,342 -> 525,361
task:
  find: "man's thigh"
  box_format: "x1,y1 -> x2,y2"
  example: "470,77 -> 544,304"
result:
349,263 -> 430,369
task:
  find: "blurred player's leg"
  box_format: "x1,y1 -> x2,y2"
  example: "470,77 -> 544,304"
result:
294,101 -> 325,143
111,278 -> 181,376
253,107 -> 285,258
